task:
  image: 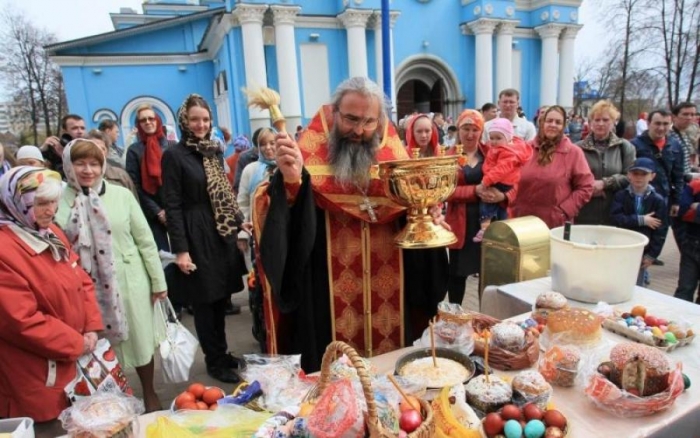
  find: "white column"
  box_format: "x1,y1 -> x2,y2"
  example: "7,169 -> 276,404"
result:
468,19 -> 499,108
233,4 -> 269,131
338,9 -> 372,78
536,24 -> 563,107
496,21 -> 518,94
373,11 -> 401,120
271,5 -> 302,130
557,25 -> 581,110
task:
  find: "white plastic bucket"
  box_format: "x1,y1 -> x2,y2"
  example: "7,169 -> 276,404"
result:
550,225 -> 649,304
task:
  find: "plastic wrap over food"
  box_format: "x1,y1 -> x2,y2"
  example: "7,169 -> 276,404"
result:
306,379 -> 365,438
59,390 -> 144,438
584,363 -> 685,417
414,320 -> 475,356
242,354 -> 316,412
148,405 -> 271,437
538,345 -> 582,387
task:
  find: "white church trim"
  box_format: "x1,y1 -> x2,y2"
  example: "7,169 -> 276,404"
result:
51,53 -> 210,67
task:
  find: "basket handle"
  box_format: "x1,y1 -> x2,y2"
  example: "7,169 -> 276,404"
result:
317,341 -> 379,424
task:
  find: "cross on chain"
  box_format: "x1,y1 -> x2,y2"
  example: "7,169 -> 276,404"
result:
359,196 -> 378,223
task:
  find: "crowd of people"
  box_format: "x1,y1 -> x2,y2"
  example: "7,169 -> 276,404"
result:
1,76 -> 699,429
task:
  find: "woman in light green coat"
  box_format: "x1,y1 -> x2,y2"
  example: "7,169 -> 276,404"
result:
55,139 -> 167,412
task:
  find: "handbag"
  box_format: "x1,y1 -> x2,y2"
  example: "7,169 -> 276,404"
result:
64,338 -> 133,403
154,298 -> 199,383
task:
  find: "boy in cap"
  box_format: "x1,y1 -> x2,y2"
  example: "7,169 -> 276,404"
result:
610,157 -> 667,286
473,118 -> 532,242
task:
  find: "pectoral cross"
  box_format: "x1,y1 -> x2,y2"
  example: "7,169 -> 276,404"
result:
359,196 -> 378,223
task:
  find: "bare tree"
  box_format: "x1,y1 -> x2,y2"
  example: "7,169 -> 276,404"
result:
0,7 -> 66,145
644,0 -> 700,107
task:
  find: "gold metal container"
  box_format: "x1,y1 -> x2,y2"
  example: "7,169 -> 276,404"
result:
479,216 -> 550,298
378,154 -> 459,249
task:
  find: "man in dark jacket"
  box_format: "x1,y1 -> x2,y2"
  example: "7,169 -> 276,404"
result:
631,109 -> 684,258
674,178 -> 700,302
610,157 -> 666,286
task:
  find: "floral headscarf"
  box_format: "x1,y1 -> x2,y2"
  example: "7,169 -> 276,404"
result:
61,139 -> 129,343
457,109 -> 485,133
178,94 -> 243,239
0,166 -> 68,261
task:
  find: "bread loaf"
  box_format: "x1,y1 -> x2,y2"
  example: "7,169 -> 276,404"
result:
609,343 -> 671,396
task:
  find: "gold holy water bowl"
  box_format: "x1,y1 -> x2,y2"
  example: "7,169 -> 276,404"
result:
378,149 -> 459,249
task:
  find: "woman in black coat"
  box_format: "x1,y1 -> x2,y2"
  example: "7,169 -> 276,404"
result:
162,94 -> 246,383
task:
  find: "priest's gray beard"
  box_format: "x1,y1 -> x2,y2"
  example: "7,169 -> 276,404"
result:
328,125 -> 380,189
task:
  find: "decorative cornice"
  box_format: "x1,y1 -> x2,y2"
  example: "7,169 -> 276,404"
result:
50,53 -> 210,67
560,24 -> 583,39
270,5 -> 301,26
337,8 -> 373,29
514,0 -> 583,11
467,18 -> 500,35
497,20 -> 520,35
232,4 -> 268,25
535,23 -> 564,39
295,15 -> 343,29
369,10 -> 400,29
142,3 -> 208,13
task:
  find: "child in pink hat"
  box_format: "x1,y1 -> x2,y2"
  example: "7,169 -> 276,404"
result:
473,118 -> 533,242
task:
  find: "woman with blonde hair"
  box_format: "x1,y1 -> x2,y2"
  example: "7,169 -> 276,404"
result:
511,105 -> 594,228
576,100 -> 636,225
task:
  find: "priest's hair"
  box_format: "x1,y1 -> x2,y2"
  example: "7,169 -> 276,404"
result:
332,77 -> 390,126
328,123 -> 379,189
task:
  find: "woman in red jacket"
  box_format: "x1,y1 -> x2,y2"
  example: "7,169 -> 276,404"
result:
511,105 -> 594,228
444,110 -> 518,305
0,167 -> 103,425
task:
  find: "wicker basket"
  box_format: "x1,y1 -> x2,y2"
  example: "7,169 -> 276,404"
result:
461,311 -> 540,371
317,341 -> 435,438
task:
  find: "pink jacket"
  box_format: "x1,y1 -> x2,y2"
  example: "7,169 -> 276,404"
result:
482,137 -> 532,187
510,136 -> 594,228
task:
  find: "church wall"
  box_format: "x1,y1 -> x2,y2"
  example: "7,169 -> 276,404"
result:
61,62 -> 215,133
516,36 -> 542,119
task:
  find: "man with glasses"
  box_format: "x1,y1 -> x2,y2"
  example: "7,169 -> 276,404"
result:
256,77 -> 449,372
483,89 -> 536,142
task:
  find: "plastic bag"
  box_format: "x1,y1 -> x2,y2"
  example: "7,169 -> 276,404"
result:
59,390 -> 144,438
242,354 -> 316,412
584,363 -> 685,417
432,385 -> 482,438
307,379 -> 364,438
147,404 -> 271,437
414,320 -> 474,356
64,338 -> 133,403
155,299 -> 199,383
538,345 -> 581,387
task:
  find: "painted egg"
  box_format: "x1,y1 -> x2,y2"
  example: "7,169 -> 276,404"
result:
524,419 -> 546,438
651,327 -> 663,337
504,420 -> 523,438
665,332 -> 678,343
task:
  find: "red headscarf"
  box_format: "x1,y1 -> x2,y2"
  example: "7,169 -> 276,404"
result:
137,113 -> 165,195
404,114 -> 441,157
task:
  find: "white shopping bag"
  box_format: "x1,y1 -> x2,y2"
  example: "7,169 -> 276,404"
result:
154,299 -> 199,383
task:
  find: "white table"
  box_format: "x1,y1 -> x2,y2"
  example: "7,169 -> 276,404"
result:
478,277 -> 700,437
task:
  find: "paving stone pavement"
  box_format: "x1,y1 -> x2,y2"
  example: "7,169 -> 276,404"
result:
127,234 -> 683,410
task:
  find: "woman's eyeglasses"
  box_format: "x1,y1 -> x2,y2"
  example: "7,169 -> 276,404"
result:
138,117 -> 156,124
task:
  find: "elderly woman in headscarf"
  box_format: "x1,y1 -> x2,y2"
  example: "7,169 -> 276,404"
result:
444,110 -> 519,306
162,94 -> 247,384
55,139 -> 167,412
126,104 -> 176,251
0,167 -> 102,424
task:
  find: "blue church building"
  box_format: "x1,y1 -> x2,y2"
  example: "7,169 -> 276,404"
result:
46,0 -> 583,140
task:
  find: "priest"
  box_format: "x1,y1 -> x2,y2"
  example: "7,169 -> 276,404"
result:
256,77 -> 448,371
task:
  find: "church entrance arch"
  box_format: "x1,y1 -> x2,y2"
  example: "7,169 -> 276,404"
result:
120,96 -> 177,147
395,55 -> 464,123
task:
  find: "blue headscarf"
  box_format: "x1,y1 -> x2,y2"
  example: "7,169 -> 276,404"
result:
248,128 -> 277,195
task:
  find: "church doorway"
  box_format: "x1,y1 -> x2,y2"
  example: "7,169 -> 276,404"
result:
395,55 -> 464,123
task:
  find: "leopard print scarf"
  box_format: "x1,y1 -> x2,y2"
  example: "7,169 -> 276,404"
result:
178,94 -> 243,239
